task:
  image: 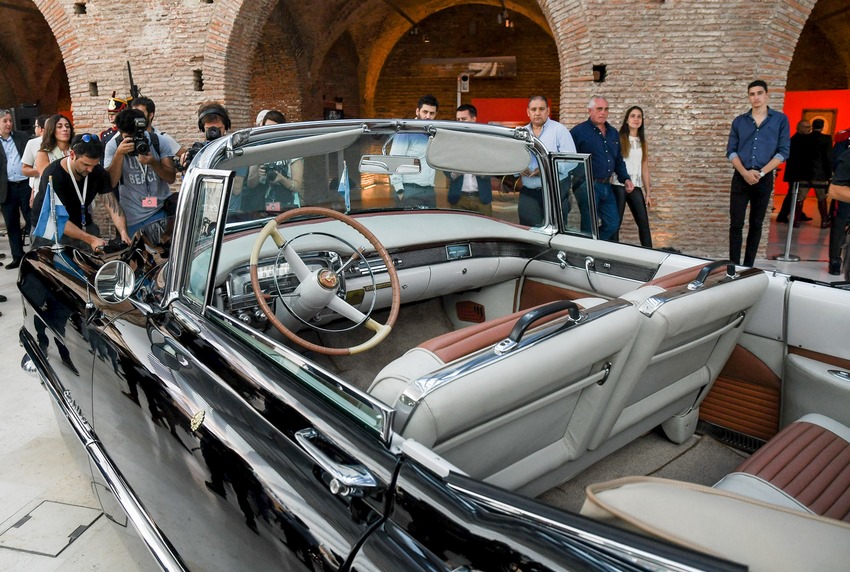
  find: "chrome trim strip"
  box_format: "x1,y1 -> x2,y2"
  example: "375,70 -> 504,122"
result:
447,482 -> 705,572
204,305 -> 396,444
394,300 -> 631,431
639,267 -> 762,317
20,328 -> 186,572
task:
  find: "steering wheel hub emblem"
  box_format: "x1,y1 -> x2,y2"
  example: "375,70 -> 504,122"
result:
317,269 -> 338,290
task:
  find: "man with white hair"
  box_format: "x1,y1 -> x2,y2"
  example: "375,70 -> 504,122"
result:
571,96 -> 633,240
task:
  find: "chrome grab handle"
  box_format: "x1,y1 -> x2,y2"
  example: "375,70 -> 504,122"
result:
584,256 -> 598,292
295,428 -> 377,496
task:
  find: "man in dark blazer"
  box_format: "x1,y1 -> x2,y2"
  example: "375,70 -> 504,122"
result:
1,107 -> 31,270
447,104 -> 493,215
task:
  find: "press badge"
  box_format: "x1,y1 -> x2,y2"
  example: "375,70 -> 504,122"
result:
142,196 -> 158,208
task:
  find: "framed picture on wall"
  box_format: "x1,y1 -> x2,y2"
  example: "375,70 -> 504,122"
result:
802,108 -> 838,135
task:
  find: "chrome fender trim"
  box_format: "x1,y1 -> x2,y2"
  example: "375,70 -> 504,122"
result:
19,327 -> 187,572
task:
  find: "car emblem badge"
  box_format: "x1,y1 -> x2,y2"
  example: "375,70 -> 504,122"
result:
318,269 -> 338,289
190,410 -> 206,432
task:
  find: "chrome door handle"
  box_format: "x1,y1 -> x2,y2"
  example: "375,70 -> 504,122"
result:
295,428 -> 377,496
828,370 -> 850,382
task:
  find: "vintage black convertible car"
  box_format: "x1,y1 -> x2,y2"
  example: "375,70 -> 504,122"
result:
19,119 -> 850,571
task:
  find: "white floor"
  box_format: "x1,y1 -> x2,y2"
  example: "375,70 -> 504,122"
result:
0,201 -> 841,570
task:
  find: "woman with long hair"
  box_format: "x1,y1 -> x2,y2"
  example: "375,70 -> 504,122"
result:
30,114 -> 74,217
612,106 -> 653,247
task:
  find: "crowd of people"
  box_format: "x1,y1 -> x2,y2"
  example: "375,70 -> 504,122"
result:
3,78 -> 850,317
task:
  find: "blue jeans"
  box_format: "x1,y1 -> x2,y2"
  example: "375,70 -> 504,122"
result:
576,180 -> 619,240
127,209 -> 167,237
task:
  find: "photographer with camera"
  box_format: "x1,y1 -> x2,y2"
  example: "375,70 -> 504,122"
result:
131,96 -> 185,161
181,101 -> 231,170
240,110 -> 304,212
104,108 -> 177,235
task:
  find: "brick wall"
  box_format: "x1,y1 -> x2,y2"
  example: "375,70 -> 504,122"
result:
3,0 -> 826,257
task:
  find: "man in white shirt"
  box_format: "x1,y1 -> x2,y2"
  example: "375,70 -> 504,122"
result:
390,95 -> 438,208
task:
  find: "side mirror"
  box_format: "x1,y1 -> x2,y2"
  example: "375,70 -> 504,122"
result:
95,260 -> 136,303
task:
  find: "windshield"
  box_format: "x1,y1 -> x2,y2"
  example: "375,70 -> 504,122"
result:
210,123 -> 549,232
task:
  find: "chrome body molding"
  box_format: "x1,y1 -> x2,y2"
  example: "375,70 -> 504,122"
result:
446,481 -> 706,572
20,328 -> 187,572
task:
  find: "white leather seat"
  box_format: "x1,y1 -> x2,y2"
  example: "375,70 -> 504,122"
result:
587,263 -> 769,450
368,299 -> 641,488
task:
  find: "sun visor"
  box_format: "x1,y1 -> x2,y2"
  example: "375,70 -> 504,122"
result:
426,128 -> 532,175
216,127 -> 363,170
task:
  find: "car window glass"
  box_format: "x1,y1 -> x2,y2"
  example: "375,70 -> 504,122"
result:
183,176 -> 228,307
554,156 -> 594,237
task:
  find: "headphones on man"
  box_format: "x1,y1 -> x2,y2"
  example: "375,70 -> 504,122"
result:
197,106 -> 231,132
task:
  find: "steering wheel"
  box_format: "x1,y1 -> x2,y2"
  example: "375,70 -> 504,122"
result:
250,207 -> 401,355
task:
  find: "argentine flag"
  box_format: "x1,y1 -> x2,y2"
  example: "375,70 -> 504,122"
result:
33,177 -> 69,241
337,161 -> 350,212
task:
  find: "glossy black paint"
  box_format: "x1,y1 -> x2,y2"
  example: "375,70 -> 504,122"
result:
18,203 -> 746,571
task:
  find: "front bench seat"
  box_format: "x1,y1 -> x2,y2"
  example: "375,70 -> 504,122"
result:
583,263 -> 769,453
368,298 -> 641,487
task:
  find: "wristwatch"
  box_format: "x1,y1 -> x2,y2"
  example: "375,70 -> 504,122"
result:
758,170 -> 765,179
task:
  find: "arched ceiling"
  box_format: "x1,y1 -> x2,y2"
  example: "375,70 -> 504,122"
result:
787,0 -> 850,89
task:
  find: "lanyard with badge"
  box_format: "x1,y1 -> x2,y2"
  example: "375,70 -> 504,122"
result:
67,156 -> 89,231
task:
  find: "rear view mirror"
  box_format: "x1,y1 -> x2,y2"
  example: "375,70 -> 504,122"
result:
359,156 -> 421,175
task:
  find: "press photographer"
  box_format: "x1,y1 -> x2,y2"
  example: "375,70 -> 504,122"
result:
104,109 -> 177,235
181,101 -> 231,170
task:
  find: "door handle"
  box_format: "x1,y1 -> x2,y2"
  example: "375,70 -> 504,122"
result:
295,428 -> 377,496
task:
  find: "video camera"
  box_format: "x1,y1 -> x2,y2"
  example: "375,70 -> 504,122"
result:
177,126 -> 224,172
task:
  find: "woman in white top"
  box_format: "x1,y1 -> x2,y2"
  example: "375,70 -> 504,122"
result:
612,106 -> 653,247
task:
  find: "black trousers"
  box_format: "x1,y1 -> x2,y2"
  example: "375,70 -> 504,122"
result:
1,179 -> 32,260
729,171 -> 774,267
612,185 -> 653,247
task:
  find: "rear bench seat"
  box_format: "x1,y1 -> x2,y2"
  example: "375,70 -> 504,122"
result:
580,414 -> 850,570
714,413 -> 850,521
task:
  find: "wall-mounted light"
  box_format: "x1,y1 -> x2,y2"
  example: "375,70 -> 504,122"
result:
410,26 -> 419,36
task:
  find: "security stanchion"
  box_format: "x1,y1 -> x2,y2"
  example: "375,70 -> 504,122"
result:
775,181 -> 801,262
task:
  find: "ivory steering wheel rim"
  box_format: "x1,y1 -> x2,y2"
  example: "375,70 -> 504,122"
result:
249,207 -> 401,356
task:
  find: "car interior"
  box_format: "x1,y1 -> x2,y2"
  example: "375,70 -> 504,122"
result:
181,123 -> 850,568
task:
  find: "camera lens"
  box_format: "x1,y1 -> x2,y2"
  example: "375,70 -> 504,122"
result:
135,139 -> 149,154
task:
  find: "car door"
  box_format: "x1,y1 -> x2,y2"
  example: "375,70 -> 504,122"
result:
349,454 -> 745,571
89,171 -> 400,570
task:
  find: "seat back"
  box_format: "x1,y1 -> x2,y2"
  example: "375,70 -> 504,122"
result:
368,299 -> 641,485
587,264 -> 769,450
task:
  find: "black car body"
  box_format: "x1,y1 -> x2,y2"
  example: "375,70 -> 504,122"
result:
19,119 -> 850,571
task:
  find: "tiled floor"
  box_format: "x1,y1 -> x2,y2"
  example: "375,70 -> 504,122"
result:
757,193 -> 842,284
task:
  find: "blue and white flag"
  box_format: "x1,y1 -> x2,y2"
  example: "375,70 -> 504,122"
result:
337,161 -> 350,212
33,177 -> 69,242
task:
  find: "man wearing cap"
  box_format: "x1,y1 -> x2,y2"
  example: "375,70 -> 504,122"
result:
99,94 -> 129,157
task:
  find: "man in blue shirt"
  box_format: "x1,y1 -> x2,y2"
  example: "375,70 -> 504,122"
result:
726,80 -> 790,267
519,95 -> 576,226
390,95 -> 439,208
570,96 -> 632,240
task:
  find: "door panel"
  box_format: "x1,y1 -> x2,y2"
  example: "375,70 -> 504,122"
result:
91,307 -> 398,571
